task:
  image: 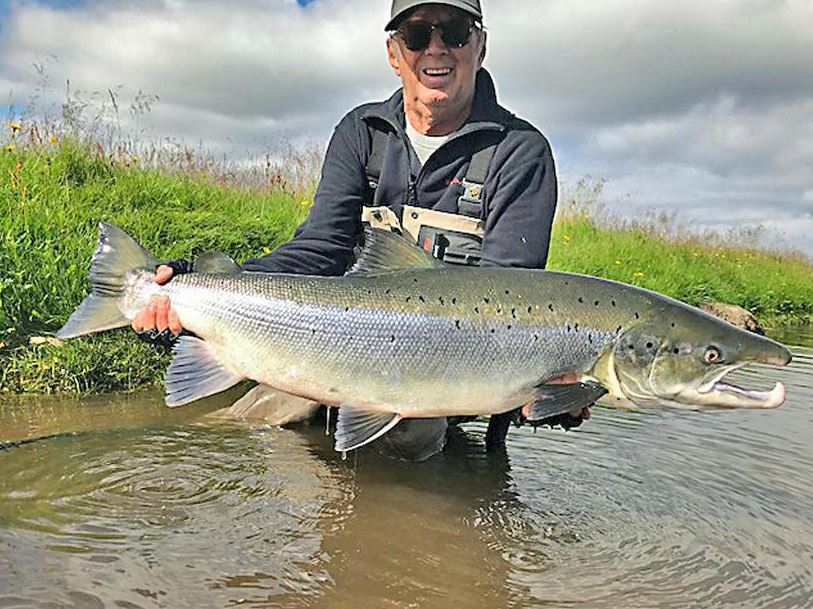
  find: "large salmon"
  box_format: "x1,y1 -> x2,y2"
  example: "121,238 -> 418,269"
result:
58,224 -> 792,453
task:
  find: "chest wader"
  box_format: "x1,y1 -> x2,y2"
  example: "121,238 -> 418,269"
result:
360,127 -> 521,452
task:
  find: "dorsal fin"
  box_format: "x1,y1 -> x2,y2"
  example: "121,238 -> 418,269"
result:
193,251 -> 241,275
346,228 -> 444,277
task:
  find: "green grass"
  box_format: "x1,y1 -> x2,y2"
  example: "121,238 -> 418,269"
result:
1,137 -> 811,395
548,214 -> 813,324
1,138 -> 310,394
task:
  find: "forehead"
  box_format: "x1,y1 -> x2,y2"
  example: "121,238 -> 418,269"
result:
404,4 -> 469,22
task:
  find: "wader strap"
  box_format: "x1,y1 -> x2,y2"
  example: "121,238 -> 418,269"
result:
366,127 -> 389,193
458,142 -> 497,219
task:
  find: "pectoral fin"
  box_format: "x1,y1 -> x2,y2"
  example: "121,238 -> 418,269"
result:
335,405 -> 402,452
165,336 -> 244,407
528,381 -> 607,421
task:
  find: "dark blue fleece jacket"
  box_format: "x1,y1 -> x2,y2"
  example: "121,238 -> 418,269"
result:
242,69 -> 557,275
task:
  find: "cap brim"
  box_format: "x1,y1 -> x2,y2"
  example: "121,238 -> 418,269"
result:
385,0 -> 483,30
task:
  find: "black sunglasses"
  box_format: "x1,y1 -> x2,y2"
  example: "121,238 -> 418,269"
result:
395,18 -> 478,52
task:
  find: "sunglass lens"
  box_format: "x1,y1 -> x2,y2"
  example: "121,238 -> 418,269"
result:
441,19 -> 471,47
401,22 -> 433,51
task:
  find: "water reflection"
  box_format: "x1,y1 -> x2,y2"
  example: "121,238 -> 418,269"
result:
1,329 -> 812,608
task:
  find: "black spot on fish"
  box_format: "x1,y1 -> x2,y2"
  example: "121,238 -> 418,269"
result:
311,328 -> 316,336
672,347 -> 680,354
452,297 -> 457,305
616,325 -> 623,334
527,306 -> 533,314
475,306 -> 480,314
344,307 -> 349,312
385,288 -> 391,295
628,344 -> 634,350
390,335 -> 395,342
574,323 -> 580,332
511,308 -> 517,319
548,303 -> 554,312
534,334 -> 539,341
507,325 -> 512,330
671,322 -> 676,328
406,296 -> 411,303
439,296 -> 445,305
413,278 -> 418,283
612,300 -> 616,307
588,333 -> 593,343
505,290 -> 510,295
497,307 -> 502,314
594,300 -> 600,306
418,295 -> 426,303
490,328 -> 496,334
567,324 -> 572,332
455,319 -> 461,330
635,312 -> 640,319
484,297 -> 490,304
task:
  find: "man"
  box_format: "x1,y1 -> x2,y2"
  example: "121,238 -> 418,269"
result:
133,0 -> 588,458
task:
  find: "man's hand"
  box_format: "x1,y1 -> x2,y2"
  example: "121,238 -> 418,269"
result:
131,265 -> 184,341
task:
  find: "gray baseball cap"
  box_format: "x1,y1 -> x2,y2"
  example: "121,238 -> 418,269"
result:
385,0 -> 483,30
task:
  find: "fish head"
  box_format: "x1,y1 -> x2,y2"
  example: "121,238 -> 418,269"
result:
601,308 -> 792,410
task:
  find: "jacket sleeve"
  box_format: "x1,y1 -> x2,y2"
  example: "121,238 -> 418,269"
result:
241,115 -> 368,275
479,132 -> 557,269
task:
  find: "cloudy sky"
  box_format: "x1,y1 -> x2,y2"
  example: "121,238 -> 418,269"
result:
2,0 -> 812,258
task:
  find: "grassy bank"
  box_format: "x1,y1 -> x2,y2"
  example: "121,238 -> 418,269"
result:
1,139 -> 811,395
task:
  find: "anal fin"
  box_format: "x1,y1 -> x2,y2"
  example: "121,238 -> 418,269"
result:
335,405 -> 402,452
166,336 -> 244,407
528,381 -> 607,421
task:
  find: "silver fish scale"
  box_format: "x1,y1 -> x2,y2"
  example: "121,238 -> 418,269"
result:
147,270 -> 622,416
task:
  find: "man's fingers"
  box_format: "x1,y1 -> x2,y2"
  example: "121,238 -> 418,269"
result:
167,307 -> 183,336
131,308 -> 147,332
154,265 -> 175,285
154,295 -> 170,332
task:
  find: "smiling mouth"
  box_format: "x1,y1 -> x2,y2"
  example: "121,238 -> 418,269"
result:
423,67 -> 453,77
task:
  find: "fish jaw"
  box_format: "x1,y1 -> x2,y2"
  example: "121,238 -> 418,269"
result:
683,363 -> 787,409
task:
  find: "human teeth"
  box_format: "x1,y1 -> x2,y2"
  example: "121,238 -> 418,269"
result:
424,68 -> 451,76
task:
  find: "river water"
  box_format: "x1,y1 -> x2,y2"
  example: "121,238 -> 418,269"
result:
1,328 -> 811,608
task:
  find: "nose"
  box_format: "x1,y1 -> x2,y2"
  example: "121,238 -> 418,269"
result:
425,27 -> 449,54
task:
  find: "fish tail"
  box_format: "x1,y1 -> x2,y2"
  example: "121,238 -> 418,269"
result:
57,223 -> 159,339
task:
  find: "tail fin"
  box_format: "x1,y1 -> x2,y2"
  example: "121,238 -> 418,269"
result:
57,223 -> 158,339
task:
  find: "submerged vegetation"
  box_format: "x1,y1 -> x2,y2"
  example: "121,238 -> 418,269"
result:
1,113 -> 811,395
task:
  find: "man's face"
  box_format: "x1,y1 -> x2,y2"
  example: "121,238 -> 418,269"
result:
387,4 -> 486,130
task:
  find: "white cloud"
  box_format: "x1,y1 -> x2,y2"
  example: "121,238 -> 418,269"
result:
1,0 -> 812,258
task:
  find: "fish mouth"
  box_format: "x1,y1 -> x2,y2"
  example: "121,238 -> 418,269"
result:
690,364 -> 786,409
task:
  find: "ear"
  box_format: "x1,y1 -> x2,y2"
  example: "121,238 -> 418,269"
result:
386,37 -> 401,77
477,31 -> 487,67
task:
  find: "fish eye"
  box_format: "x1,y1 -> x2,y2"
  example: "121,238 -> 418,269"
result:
704,346 -> 722,364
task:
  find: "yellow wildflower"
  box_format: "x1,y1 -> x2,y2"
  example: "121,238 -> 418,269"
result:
563,234 -> 571,242
131,156 -> 139,163
633,271 -> 645,278
49,134 -> 58,145
8,123 -> 21,132
614,259 -> 623,266
262,246 -> 272,254
583,212 -> 589,220
4,144 -> 13,152
300,199 -> 311,207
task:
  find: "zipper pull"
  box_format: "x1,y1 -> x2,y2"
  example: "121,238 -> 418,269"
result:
408,177 -> 418,206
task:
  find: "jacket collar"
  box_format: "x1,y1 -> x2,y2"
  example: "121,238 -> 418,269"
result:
362,68 -> 505,137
